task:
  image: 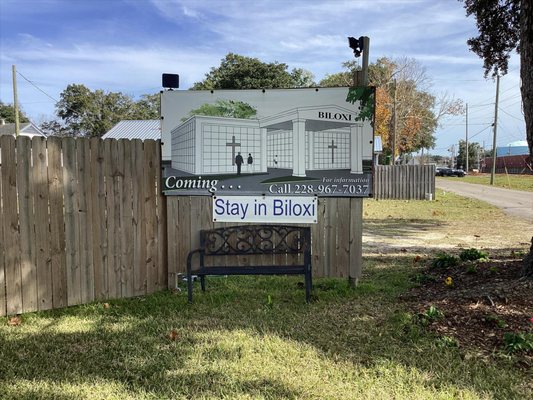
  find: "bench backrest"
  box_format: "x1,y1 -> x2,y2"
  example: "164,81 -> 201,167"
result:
200,225 -> 311,256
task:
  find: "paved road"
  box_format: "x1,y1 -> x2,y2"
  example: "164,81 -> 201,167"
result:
436,178 -> 533,223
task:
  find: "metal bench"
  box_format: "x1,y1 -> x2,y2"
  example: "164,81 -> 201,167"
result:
186,225 -> 312,303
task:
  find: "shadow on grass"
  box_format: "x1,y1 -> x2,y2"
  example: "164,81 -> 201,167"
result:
363,218 -> 446,238
0,256 -> 528,399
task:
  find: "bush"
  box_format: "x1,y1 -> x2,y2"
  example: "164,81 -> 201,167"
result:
503,332 -> 533,353
459,248 -> 488,261
432,253 -> 459,268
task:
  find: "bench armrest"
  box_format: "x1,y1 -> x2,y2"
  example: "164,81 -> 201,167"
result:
187,248 -> 204,275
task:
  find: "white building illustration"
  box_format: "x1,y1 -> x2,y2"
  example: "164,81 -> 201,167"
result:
171,105 -> 371,177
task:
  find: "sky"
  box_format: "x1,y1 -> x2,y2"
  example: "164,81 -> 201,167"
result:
0,0 -> 526,156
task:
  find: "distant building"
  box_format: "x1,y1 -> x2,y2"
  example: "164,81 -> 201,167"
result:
0,119 -> 46,138
496,140 -> 529,157
102,120 -> 160,141
484,141 -> 531,174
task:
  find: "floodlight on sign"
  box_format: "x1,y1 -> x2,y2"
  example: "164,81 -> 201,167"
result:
348,36 -> 364,57
162,73 -> 180,89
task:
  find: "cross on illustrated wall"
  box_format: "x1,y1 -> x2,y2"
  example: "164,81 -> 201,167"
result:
328,139 -> 338,163
226,135 -> 241,166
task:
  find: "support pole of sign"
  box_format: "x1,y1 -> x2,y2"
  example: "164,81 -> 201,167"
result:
347,36 -> 370,288
361,36 -> 370,86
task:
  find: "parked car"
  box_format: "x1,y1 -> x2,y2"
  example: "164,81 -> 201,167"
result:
436,167 -> 465,177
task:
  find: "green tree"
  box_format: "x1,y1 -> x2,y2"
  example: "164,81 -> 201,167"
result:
132,93 -> 160,119
55,84 -> 160,137
456,140 -> 482,171
39,120 -> 73,137
319,61 -> 358,87
0,101 -> 30,123
192,53 -> 315,89
185,100 -> 256,120
461,0 -> 532,277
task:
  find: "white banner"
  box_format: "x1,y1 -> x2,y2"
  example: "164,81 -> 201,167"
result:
213,196 -> 317,223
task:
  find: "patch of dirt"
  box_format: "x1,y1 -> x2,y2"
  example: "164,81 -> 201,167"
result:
401,254 -> 533,368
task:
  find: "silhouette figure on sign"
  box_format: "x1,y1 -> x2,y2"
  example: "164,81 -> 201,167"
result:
235,152 -> 244,175
247,153 -> 253,165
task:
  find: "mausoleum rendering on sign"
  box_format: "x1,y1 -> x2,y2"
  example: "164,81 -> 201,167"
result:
170,104 -> 368,178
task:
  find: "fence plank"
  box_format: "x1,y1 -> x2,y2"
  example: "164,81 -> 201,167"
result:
121,139 -> 134,297
326,198 -> 338,277
133,140 -> 146,295
177,196 -> 191,275
189,196 -> 203,265
77,138 -> 94,304
113,140 -> 124,297
1,135 -> 22,315
337,198 -> 350,278
350,198 -> 363,283
155,141 -> 167,291
17,136 -> 38,313
312,198 -> 326,277
144,140 -> 157,293
89,137 -> 106,300
167,197 -> 179,289
104,140 -> 117,299
32,137 -> 53,310
63,137 -> 81,306
48,137 -> 67,308
199,196 -> 213,267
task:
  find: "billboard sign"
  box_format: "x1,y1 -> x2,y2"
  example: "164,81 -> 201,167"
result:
161,87 -> 375,197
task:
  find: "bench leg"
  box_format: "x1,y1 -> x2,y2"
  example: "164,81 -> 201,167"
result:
200,275 -> 206,292
188,274 -> 193,303
305,270 -> 312,304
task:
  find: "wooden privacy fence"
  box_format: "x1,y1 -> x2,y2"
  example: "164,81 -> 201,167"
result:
166,196 -> 363,284
1,135 -> 364,316
0,135 -> 166,317
373,165 -> 435,200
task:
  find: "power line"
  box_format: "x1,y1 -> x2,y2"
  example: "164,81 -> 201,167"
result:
16,71 -> 59,104
469,124 -> 492,140
498,93 -> 520,104
498,83 -> 520,96
499,99 -> 523,110
499,107 -> 525,122
468,102 -> 494,108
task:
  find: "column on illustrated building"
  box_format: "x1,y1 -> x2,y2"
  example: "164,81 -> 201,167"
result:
292,118 -> 306,177
307,131 -> 315,171
260,127 -> 268,173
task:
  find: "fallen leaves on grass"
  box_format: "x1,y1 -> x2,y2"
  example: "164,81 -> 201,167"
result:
7,316 -> 22,326
168,329 -> 179,341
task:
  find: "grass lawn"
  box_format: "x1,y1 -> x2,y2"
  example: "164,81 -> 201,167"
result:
1,193 -> 532,399
460,173 -> 533,192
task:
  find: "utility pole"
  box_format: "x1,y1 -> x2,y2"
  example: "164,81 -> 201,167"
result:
465,103 -> 469,172
12,65 -> 20,136
391,78 -> 397,165
450,144 -> 455,168
481,141 -> 487,172
490,75 -> 500,185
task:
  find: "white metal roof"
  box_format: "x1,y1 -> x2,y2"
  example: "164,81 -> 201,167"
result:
102,120 -> 160,141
